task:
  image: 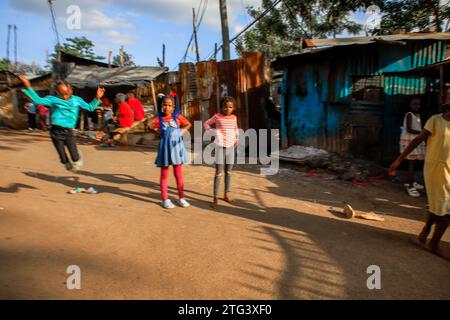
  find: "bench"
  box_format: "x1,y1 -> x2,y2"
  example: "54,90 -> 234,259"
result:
112,118 -> 148,144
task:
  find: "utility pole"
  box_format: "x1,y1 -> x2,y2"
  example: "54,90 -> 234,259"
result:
162,44 -> 166,66
192,8 -> 200,63
48,0 -> 60,46
219,0 -> 230,60
13,25 -> 17,68
6,24 -> 11,64
214,43 -> 218,60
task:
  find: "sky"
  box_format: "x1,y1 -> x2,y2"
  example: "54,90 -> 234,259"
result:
0,0 -> 378,71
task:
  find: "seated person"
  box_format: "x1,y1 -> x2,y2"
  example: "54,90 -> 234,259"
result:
127,92 -> 145,121
101,93 -> 134,147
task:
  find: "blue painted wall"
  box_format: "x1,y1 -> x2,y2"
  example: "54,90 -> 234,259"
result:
281,39 -> 448,161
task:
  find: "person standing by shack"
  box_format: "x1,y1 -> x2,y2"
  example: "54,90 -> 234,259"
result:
23,98 -> 37,131
399,97 -> 426,197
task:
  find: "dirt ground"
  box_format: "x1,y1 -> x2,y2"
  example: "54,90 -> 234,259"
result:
0,129 -> 449,300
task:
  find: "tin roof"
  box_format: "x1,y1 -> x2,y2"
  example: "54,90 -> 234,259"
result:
303,32 -> 450,48
65,65 -> 168,88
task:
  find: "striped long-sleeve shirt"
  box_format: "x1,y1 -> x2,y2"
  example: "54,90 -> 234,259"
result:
204,113 -> 239,148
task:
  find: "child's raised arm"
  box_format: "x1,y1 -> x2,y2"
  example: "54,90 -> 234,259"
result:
389,129 -> 430,176
77,87 -> 105,112
20,75 -> 54,107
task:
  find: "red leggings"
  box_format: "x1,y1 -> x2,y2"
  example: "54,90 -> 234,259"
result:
160,165 -> 184,200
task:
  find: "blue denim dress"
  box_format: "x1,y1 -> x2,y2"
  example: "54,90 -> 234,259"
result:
155,115 -> 189,167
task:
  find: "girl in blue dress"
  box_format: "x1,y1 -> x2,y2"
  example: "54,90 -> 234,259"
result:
149,96 -> 191,209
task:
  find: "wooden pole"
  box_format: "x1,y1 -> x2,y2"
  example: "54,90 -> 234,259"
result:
439,65 -> 444,112
192,8 -> 200,63
108,50 -> 112,68
150,80 -> 157,113
214,43 -> 218,61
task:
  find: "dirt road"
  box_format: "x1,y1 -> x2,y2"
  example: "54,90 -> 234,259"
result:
0,129 -> 449,299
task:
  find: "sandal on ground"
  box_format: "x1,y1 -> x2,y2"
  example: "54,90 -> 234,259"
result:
68,187 -> 85,194
85,187 -> 98,194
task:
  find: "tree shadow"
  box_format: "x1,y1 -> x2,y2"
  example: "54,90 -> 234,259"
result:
77,170 -> 212,200
0,183 -> 37,193
186,192 -> 450,299
22,171 -> 160,205
225,161 -> 427,223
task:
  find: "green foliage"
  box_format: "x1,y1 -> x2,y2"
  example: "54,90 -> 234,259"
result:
49,36 -> 105,65
235,0 -> 449,59
0,59 -> 9,71
376,0 -> 449,34
236,0 -> 380,59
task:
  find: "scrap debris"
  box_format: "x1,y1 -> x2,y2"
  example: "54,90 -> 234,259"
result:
342,202 -> 384,221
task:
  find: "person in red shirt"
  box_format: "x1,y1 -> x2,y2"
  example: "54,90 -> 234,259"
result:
127,92 -> 145,121
101,93 -> 133,147
115,93 -> 134,128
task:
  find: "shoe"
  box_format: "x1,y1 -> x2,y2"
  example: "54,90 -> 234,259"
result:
406,186 -> 420,198
412,182 -> 424,190
72,159 -> 83,171
72,153 -> 84,171
65,162 -> 74,172
162,199 -> 175,209
86,187 -> 98,194
178,198 -> 190,208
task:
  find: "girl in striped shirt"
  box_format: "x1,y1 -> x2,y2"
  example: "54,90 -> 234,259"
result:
204,96 -> 239,208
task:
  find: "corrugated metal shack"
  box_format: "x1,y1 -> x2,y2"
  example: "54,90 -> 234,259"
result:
54,51 -> 168,115
273,32 -> 450,163
171,52 -> 269,130
0,72 -> 52,129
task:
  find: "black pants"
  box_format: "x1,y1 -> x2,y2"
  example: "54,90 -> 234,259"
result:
50,125 -> 80,164
28,113 -> 37,129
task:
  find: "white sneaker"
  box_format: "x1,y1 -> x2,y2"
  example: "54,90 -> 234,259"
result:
406,187 -> 420,198
412,182 -> 424,190
162,199 -> 175,209
178,198 -> 190,208
72,153 -> 84,171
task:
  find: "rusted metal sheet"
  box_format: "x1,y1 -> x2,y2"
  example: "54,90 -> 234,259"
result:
196,60 -> 218,120
176,53 -> 268,130
218,58 -> 246,129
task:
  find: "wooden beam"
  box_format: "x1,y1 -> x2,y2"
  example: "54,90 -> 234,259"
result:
150,80 -> 157,113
